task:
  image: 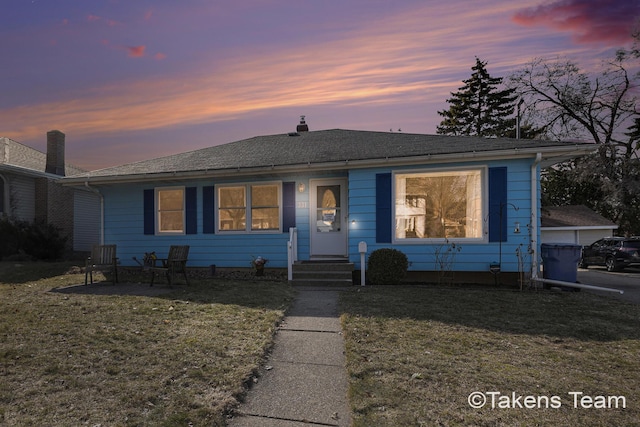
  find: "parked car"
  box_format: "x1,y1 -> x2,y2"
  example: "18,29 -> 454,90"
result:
579,237 -> 640,272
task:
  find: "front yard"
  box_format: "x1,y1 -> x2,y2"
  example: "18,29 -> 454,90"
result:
340,285 -> 640,426
3,262 -> 639,426
0,262 -> 293,426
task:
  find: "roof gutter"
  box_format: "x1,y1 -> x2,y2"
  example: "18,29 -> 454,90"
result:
0,163 -> 66,180
61,144 -> 595,186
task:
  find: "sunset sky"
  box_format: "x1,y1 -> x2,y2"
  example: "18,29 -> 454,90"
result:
1,0 -> 638,170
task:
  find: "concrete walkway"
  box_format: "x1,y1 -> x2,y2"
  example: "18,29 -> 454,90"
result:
229,288 -> 351,426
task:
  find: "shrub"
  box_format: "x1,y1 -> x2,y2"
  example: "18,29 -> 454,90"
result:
22,220 -> 68,260
0,218 -> 67,261
0,217 -> 23,259
367,248 -> 409,285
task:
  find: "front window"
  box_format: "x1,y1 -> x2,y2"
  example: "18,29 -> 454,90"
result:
218,183 -> 280,232
219,186 -> 246,231
157,187 -> 184,234
251,184 -> 279,230
395,169 -> 483,240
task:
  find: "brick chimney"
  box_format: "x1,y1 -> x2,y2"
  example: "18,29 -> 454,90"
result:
45,130 -> 65,176
296,115 -> 309,133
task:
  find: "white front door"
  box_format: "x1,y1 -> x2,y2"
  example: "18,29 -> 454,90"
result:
310,178 -> 348,258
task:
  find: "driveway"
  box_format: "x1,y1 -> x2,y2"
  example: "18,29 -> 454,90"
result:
577,267 -> 640,304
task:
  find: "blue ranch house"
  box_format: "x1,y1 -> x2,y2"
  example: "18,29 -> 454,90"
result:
62,122 -> 593,284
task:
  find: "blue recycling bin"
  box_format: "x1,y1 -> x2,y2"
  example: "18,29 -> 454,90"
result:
541,243 -> 582,283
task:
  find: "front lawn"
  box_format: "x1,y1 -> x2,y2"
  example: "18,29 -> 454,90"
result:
340,285 -> 640,427
0,262 -> 294,426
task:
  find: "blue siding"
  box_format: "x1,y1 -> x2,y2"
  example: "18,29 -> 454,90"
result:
102,178 -> 296,268
347,160 -> 535,273
100,158 -> 538,273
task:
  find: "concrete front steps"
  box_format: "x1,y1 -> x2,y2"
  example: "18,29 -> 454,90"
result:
290,261 -> 354,286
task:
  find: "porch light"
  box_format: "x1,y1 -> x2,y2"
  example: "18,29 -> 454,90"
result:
514,222 -> 521,234
298,182 -> 305,193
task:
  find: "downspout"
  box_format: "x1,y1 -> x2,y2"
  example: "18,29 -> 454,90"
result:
530,153 -> 542,283
535,277 -> 623,294
85,181 -> 104,245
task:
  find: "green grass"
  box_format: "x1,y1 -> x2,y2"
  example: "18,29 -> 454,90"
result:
0,262 -> 294,426
340,285 -> 640,427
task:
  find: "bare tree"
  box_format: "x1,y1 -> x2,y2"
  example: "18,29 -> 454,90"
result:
509,55 -> 638,149
509,33 -> 640,234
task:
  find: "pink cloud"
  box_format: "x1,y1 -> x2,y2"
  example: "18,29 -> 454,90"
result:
513,0 -> 640,45
144,10 -> 153,21
87,14 -> 101,22
154,52 -> 167,60
127,46 -> 146,57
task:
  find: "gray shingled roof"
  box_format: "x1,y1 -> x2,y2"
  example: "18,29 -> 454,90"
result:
64,129 -> 594,182
0,137 -> 86,176
541,205 -> 618,228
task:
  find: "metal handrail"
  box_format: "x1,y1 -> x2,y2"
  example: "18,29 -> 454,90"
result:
287,227 -> 298,281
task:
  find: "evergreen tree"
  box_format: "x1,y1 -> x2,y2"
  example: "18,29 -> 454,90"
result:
437,58 -> 518,137
625,116 -> 640,156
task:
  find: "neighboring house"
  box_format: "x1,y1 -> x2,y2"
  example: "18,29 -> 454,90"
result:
0,130 -> 101,252
61,120 -> 594,279
540,205 -> 618,246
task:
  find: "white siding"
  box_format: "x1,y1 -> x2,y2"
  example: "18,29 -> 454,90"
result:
541,228 -> 617,246
541,230 -> 577,244
73,190 -> 101,251
9,174 -> 36,221
578,229 -> 616,246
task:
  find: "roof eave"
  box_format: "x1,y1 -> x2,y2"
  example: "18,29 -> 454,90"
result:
60,144 -> 595,186
0,163 -> 63,179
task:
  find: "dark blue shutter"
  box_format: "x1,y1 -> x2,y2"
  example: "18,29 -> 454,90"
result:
488,167 -> 508,242
143,189 -> 155,235
282,181 -> 296,232
185,187 -> 197,235
202,186 -> 215,234
376,173 -> 392,243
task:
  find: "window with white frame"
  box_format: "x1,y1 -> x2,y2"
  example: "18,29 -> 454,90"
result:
218,183 -> 280,232
394,169 -> 483,240
251,184 -> 279,230
156,187 -> 185,234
